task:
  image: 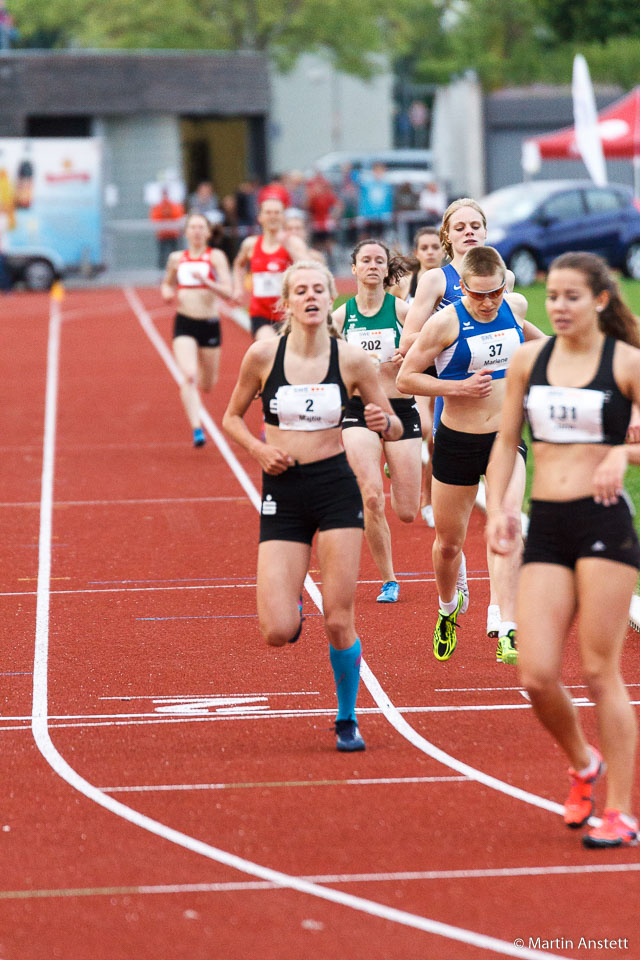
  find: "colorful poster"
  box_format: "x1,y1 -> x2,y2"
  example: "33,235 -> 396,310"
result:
0,138 -> 102,267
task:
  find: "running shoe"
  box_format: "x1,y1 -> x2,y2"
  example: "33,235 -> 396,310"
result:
456,552 -> 469,614
487,604 -> 501,640
432,590 -> 465,661
377,580 -> 399,603
497,629 -> 517,665
335,719 -> 366,752
193,427 -> 206,447
583,809 -> 638,849
421,504 -> 435,527
564,747 -> 605,828
383,462 -> 390,479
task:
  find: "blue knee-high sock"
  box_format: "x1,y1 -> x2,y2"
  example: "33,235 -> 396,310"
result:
329,638 -> 362,722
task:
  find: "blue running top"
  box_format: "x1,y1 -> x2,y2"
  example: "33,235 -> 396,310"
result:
435,298 -> 524,383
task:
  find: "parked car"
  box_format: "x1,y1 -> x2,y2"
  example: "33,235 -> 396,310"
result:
5,249 -> 63,291
310,149 -> 434,189
482,180 -> 640,286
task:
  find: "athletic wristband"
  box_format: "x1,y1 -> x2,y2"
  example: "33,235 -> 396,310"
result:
383,414 -> 391,435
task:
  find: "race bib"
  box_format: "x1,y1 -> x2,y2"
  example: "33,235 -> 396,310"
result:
466,328 -> 521,376
527,385 -> 604,443
253,271 -> 283,299
177,262 -> 211,287
346,326 -> 396,363
272,383 -> 342,431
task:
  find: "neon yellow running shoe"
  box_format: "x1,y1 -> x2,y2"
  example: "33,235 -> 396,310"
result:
433,591 -> 465,661
497,629 -> 517,665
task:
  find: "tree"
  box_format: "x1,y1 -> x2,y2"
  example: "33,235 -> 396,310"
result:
535,0 -> 640,45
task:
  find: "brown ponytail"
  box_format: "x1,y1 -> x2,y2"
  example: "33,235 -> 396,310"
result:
350,238 -> 418,288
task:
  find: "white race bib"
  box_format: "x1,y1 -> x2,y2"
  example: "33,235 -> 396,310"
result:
527,385 -> 605,443
466,328 -> 521,375
272,383 -> 342,431
253,271 -> 283,298
346,326 -> 396,363
177,261 -> 211,287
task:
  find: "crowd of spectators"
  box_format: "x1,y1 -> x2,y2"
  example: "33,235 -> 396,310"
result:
150,164 -> 447,269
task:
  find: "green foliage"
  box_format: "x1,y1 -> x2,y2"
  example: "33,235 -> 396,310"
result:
534,0 -> 640,45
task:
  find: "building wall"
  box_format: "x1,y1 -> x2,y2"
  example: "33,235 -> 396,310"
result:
431,74 -> 485,199
269,54 -> 393,172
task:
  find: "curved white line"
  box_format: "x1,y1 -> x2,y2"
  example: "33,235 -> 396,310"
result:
29,289 -> 572,960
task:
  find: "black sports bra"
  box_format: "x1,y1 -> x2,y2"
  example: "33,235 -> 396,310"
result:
261,335 -> 349,430
525,336 -> 631,445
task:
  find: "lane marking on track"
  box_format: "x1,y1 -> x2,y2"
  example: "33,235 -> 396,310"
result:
28,285 -> 572,960
100,775 -> 468,793
4,860 -> 640,902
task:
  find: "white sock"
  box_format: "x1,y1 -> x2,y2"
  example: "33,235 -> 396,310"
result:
439,594 -> 458,615
500,620 -> 517,637
576,747 -> 599,779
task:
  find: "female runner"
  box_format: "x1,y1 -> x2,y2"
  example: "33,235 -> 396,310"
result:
399,198 -> 517,640
487,252 -> 640,848
332,239 -> 421,603
390,226 -> 444,526
222,260 -> 402,751
397,245 -> 544,662
161,212 -> 234,447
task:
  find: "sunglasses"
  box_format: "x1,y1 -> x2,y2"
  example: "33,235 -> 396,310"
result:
463,282 -> 506,301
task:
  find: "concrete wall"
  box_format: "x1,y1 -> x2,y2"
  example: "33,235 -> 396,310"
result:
431,74 -> 485,200
269,54 -> 393,172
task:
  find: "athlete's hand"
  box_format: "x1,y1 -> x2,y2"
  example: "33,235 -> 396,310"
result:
486,510 -> 520,555
385,349 -> 404,367
626,423 -> 640,444
256,444 -> 295,475
160,283 -> 175,304
593,446 -> 628,506
364,404 -> 402,440
460,371 -> 493,399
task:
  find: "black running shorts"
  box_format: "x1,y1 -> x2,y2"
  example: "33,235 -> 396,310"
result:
523,496 -> 640,570
432,421 -> 527,486
341,396 -> 422,441
259,452 -> 364,544
173,313 -> 221,348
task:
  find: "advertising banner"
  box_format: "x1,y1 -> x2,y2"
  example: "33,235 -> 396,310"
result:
0,138 -> 102,267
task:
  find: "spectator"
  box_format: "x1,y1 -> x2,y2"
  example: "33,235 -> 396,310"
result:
236,180 -> 258,230
418,180 -> 447,225
394,181 -> 419,250
338,164 -> 358,247
189,181 -> 219,218
219,193 -> 240,261
285,170 -> 307,210
357,162 -> 393,239
0,0 -> 17,50
306,172 -> 340,268
149,188 -> 185,270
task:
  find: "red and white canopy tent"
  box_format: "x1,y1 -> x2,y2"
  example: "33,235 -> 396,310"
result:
522,87 -> 640,195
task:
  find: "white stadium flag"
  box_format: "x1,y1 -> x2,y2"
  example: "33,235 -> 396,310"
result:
572,54 -> 607,186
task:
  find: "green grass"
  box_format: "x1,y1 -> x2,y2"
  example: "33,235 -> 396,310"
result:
516,280 -> 640,543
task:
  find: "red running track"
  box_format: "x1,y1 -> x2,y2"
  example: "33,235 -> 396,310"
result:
0,285 -> 638,960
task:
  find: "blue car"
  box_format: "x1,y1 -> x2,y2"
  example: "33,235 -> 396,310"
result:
482,180 -> 640,286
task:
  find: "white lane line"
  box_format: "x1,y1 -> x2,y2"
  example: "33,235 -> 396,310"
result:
4,860 -> 640,902
0,496 -> 256,508
100,776 -> 468,793
0,574 -> 489,599
31,286 -> 569,960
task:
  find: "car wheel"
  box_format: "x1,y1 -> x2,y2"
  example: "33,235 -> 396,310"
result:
508,248 -> 538,287
623,241 -> 640,280
23,259 -> 56,291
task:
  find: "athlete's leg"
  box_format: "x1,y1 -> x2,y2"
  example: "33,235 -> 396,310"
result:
384,435 -> 421,523
342,427 -> 395,583
257,539 -> 311,646
576,558 -> 638,814
197,345 -> 221,393
516,563 -> 591,770
485,451 -> 526,622
431,477 -> 477,605
173,335 -> 202,429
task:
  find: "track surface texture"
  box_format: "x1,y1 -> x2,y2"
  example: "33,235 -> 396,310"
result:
0,286 -> 638,960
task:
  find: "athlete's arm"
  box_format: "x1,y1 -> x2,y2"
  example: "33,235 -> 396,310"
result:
206,249 -> 236,301
485,346 -> 533,554
593,345 -> 640,502
331,302 -> 347,335
398,268 -> 446,355
222,343 -> 295,475
160,251 -> 180,303
396,308 -> 492,400
231,237 -> 256,301
284,234 -> 309,262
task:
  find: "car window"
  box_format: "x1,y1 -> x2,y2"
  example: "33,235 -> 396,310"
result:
541,191 -> 585,221
584,188 -> 625,214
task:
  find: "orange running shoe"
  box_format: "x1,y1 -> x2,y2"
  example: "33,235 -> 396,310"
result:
564,747 -> 605,828
583,809 -> 638,849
